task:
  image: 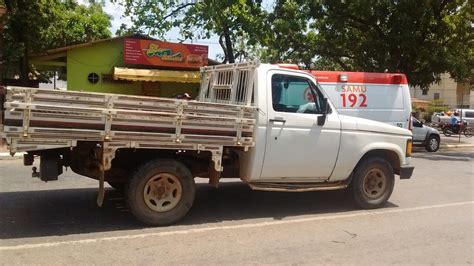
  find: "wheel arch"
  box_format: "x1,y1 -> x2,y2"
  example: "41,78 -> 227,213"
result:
354,149 -> 402,177
426,131 -> 440,142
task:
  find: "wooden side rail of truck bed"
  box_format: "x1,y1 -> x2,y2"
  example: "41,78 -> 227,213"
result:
1,87 -> 256,172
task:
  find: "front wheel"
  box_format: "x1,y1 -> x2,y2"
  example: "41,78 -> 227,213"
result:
464,128 -> 473,138
351,157 -> 395,209
126,159 -> 195,226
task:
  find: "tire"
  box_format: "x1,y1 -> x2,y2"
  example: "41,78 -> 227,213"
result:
464,128 -> 473,138
107,181 -> 125,191
351,157 -> 395,209
425,135 -> 440,152
126,159 -> 195,226
443,127 -> 453,137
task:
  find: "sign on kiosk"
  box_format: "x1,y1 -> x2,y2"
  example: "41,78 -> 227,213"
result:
124,38 -> 208,69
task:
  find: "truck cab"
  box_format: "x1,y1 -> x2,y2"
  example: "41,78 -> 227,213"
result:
197,63 -> 414,185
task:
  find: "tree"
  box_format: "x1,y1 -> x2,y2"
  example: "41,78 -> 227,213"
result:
2,0 -> 112,84
114,0 -> 269,63
264,0 -> 473,89
258,1 -> 313,66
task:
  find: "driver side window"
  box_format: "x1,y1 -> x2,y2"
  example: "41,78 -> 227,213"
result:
271,74 -> 323,114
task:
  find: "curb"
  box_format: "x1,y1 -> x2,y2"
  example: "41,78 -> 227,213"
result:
441,144 -> 474,149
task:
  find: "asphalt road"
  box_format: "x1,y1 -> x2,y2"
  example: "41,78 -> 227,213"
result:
0,149 -> 473,264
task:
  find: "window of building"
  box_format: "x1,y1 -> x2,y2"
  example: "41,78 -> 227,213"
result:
87,73 -> 99,84
434,93 -> 440,100
422,89 -> 428,95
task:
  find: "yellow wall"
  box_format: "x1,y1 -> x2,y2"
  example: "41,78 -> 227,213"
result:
67,40 -> 143,94
66,39 -> 201,97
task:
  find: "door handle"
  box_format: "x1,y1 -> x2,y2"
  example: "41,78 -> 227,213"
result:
269,117 -> 286,123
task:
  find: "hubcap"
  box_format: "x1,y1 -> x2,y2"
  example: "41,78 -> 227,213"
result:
362,169 -> 386,199
143,173 -> 182,212
429,138 -> 438,150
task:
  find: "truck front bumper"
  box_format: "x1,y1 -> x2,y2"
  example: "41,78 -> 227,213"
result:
399,165 -> 414,179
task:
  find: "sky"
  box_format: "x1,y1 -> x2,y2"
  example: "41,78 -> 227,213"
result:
100,1 -> 223,60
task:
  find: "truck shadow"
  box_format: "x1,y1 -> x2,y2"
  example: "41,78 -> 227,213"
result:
0,182 -> 398,240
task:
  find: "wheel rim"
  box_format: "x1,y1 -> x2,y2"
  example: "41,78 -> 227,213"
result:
143,173 -> 182,212
362,169 -> 387,199
429,138 -> 439,150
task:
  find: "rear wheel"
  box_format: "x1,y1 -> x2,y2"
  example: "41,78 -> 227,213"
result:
443,127 -> 453,137
126,159 -> 195,226
351,157 -> 395,209
425,135 -> 440,152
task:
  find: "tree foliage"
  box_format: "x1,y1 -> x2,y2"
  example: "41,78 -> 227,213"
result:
114,0 -> 269,63
264,0 -> 473,89
116,0 -> 472,89
2,0 -> 112,83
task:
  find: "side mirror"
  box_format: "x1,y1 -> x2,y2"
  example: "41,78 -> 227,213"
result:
320,97 -> 329,114
317,98 -> 329,126
317,115 -> 326,126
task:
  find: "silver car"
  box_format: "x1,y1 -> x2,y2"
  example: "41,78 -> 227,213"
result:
412,117 -> 441,152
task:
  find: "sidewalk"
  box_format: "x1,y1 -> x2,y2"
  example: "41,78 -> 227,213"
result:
439,134 -> 474,149
0,145 -> 24,159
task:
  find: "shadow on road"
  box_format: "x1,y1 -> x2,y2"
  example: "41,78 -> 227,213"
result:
0,182 -> 398,240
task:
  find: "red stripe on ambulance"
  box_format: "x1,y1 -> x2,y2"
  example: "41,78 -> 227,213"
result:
307,71 -> 408,85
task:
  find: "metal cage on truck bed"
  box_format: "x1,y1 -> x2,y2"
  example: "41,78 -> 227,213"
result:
198,61 -> 258,106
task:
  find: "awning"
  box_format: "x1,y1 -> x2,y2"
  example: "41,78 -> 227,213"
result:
411,98 -> 430,104
114,67 -> 201,83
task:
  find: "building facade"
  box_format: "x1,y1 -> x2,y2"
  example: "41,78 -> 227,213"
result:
410,73 -> 473,108
31,34 -> 211,98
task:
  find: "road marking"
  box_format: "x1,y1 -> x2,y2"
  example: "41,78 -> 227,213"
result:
1,201 -> 473,251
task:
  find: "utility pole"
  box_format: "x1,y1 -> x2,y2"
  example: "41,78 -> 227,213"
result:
458,92 -> 464,143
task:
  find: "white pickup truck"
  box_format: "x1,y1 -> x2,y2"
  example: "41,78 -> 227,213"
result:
0,61 -> 414,226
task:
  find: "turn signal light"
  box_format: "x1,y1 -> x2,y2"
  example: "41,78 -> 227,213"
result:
406,139 -> 413,157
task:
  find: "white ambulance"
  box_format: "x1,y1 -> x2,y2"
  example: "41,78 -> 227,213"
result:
309,70 -> 412,130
